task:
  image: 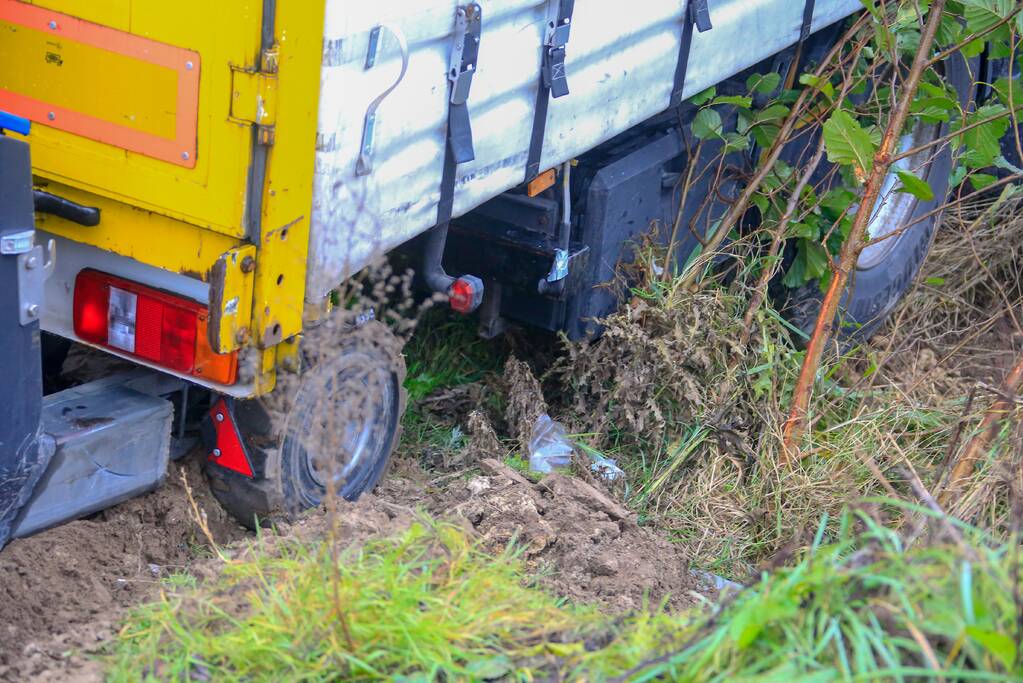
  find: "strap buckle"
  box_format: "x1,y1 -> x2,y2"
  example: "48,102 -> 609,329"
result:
542,7 -> 572,98
688,0 -> 713,33
448,3 -> 481,106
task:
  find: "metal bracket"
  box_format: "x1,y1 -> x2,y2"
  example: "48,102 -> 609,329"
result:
356,24 -> 410,176
544,248 -> 569,283
1,229 -> 35,255
448,4 -> 482,106
16,237 -> 55,326
230,46 -> 280,145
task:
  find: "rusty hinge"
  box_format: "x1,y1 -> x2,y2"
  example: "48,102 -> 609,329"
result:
230,46 -> 278,144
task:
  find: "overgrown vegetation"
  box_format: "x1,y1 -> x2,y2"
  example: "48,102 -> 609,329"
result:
102,1 -> 1023,680
108,509 -> 1022,681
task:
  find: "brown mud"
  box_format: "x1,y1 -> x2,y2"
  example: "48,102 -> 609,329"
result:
0,457 -> 247,681
0,451 -> 705,681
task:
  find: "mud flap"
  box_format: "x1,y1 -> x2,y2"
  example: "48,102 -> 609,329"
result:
9,380 -> 174,539
0,124 -> 51,548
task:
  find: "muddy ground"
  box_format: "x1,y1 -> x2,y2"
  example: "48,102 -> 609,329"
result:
0,447 -> 708,681
3,210 -> 1020,681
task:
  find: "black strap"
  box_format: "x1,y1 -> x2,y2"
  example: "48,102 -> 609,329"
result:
438,4 -> 482,224
670,0 -> 713,109
525,0 -> 575,181
438,103 -> 470,224
800,0 -> 816,42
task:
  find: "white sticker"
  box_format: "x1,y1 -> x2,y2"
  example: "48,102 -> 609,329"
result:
108,287 -> 138,353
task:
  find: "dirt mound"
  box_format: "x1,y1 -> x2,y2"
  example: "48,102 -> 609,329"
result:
0,455 -> 246,679
434,459 -> 704,612
1,449 -> 704,680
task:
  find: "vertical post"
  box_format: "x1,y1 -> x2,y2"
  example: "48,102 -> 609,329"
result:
0,124 -> 49,547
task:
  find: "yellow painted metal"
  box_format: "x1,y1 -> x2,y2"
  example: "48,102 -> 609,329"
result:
35,179 -> 239,277
14,0 -> 328,398
0,20 -> 178,139
249,0 -> 325,353
14,0 -> 262,237
208,244 -> 257,354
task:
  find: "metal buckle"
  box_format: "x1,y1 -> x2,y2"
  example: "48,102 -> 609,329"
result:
688,0 -> 713,33
543,8 -> 572,98
448,4 -> 481,106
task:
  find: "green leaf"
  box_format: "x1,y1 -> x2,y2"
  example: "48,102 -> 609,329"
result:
966,626 -> 1017,671
752,124 -> 781,149
747,72 -> 781,94
961,0 -> 1015,37
823,109 -> 877,180
712,95 -> 753,109
783,239 -> 829,287
465,655 -> 513,679
802,239 -> 829,279
798,73 -> 835,100
895,169 -> 935,201
924,276 -> 945,286
723,132 -> 750,153
969,172 -> 998,191
958,104 -> 1011,168
690,86 -> 716,106
692,108 -> 724,140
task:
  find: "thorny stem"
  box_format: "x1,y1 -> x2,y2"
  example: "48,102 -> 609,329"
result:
938,351 -> 1023,507
781,0 -> 949,460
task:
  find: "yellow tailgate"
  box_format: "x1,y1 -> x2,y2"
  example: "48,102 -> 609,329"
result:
0,0 -> 262,237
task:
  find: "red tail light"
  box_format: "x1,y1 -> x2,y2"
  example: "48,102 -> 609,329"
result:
73,269 -> 238,385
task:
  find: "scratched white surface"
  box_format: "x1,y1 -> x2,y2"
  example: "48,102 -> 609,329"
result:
307,0 -> 861,301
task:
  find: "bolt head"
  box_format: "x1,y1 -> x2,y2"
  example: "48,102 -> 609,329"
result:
185,60 -> 194,70
25,256 -> 37,269
239,255 -> 256,273
235,327 -> 250,344
47,112 -> 55,121
25,304 -> 39,318
48,20 -> 57,29
212,448 -> 222,457
215,413 -> 225,422
181,151 -> 190,161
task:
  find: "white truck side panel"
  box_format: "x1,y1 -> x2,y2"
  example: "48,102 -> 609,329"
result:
308,0 -> 861,301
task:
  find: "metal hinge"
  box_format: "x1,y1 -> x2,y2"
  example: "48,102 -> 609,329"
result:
230,46 -> 279,145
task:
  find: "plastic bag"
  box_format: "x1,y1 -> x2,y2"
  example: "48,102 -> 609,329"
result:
589,453 -> 625,482
528,414 -> 575,473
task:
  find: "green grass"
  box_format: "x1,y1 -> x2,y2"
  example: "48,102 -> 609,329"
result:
402,311 -> 505,405
107,509 -> 1022,681
400,311 -> 508,455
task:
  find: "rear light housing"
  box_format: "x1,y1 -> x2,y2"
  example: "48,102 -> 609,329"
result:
73,269 -> 238,385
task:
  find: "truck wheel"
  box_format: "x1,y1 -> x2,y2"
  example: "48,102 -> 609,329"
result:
206,320 -> 406,529
784,54 -> 973,343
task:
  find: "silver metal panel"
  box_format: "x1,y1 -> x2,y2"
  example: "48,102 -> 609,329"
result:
10,381 -> 173,539
308,0 -> 861,300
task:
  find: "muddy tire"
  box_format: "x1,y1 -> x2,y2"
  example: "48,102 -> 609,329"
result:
206,320 -> 406,529
784,53 -> 975,343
